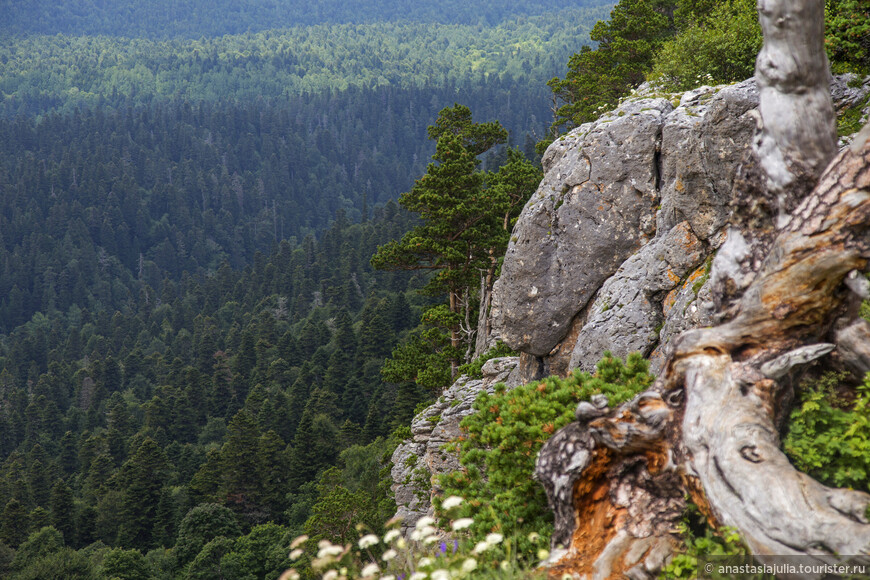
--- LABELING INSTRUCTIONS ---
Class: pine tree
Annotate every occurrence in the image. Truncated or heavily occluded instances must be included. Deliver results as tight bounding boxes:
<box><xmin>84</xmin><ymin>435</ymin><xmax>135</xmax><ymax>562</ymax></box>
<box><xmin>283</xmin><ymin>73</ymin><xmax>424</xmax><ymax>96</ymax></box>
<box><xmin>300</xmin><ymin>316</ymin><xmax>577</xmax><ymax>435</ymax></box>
<box><xmin>117</xmin><ymin>438</ymin><xmax>169</xmax><ymax>550</ymax></box>
<box><xmin>218</xmin><ymin>409</ymin><xmax>263</xmax><ymax>522</ymax></box>
<box><xmin>0</xmin><ymin>498</ymin><xmax>30</xmax><ymax>547</ymax></box>
<box><xmin>371</xmin><ymin>104</ymin><xmax>507</xmax><ymax>378</ymax></box>
<box><xmin>49</xmin><ymin>479</ymin><xmax>76</xmax><ymax>546</ymax></box>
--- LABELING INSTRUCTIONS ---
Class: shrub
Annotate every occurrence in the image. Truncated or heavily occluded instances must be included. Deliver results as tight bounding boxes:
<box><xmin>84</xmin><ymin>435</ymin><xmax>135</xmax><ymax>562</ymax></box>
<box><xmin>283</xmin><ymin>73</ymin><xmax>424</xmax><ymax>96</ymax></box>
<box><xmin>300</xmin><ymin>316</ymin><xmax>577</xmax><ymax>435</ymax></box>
<box><xmin>437</xmin><ymin>352</ymin><xmax>653</xmax><ymax>562</ymax></box>
<box><xmin>648</xmin><ymin>0</ymin><xmax>760</xmax><ymax>91</ymax></box>
<box><xmin>783</xmin><ymin>371</ymin><xmax>870</xmax><ymax>491</ymax></box>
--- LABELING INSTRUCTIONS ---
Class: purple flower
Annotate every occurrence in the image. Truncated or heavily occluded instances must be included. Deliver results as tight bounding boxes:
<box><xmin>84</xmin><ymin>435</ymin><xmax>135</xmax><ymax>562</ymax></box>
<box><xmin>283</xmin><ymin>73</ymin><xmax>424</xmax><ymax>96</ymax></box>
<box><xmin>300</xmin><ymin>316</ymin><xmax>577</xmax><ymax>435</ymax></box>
<box><xmin>439</xmin><ymin>542</ymin><xmax>448</xmax><ymax>555</ymax></box>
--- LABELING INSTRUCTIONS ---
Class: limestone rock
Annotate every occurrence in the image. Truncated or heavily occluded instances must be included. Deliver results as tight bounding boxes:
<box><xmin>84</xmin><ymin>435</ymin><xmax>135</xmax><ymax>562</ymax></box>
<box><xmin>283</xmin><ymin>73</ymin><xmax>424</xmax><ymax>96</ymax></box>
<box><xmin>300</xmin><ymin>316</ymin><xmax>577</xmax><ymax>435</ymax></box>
<box><xmin>491</xmin><ymin>98</ymin><xmax>671</xmax><ymax>357</ymax></box>
<box><xmin>389</xmin><ymin>357</ymin><xmax>520</xmax><ymax>534</ymax></box>
<box><xmin>568</xmin><ymin>221</ymin><xmax>707</xmax><ymax>372</ymax></box>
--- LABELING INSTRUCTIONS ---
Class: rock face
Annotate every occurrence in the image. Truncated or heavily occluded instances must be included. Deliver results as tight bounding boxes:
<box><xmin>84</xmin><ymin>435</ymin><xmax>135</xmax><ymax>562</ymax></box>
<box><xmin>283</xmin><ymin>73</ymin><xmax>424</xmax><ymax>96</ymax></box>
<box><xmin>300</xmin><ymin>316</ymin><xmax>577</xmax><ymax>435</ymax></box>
<box><xmin>390</xmin><ymin>357</ymin><xmax>521</xmax><ymax>535</ymax></box>
<box><xmin>491</xmin><ymin>98</ymin><xmax>667</xmax><ymax>358</ymax></box>
<box><xmin>493</xmin><ymin>79</ymin><xmax>762</xmax><ymax>377</ymax></box>
<box><xmin>390</xmin><ymin>75</ymin><xmax>870</xmax><ymax>539</ymax></box>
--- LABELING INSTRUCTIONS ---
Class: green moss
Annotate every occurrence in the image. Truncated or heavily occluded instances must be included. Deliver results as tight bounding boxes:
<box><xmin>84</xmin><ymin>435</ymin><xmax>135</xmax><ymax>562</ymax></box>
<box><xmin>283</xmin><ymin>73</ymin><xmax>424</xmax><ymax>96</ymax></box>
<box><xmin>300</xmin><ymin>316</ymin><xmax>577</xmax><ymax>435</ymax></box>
<box><xmin>837</xmin><ymin>93</ymin><xmax>870</xmax><ymax>137</ymax></box>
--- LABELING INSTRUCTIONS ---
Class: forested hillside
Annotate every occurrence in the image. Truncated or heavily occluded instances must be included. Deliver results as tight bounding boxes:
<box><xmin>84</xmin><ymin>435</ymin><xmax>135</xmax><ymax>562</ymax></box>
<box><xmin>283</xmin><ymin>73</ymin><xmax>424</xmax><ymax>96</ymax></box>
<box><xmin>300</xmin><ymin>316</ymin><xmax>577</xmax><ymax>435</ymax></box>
<box><xmin>0</xmin><ymin>13</ymin><xmax>604</xmax><ymax>118</ymax></box>
<box><xmin>3</xmin><ymin>0</ymin><xmax>866</xmax><ymax>577</ymax></box>
<box><xmin>0</xmin><ymin>0</ymin><xmax>612</xmax><ymax>38</ymax></box>
<box><xmin>0</xmin><ymin>83</ymin><xmax>551</xmax><ymax>331</ymax></box>
<box><xmin>0</xmin><ymin>0</ymin><xmax>607</xmax><ymax>575</ymax></box>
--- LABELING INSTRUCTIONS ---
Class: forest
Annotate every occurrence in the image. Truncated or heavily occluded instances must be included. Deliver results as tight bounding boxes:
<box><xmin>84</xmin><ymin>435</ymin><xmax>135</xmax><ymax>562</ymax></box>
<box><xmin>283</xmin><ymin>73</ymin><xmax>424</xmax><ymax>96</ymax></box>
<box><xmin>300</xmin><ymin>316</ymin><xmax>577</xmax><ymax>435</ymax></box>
<box><xmin>0</xmin><ymin>0</ymin><xmax>612</xmax><ymax>38</ymax></box>
<box><xmin>0</xmin><ymin>0</ymin><xmax>867</xmax><ymax>578</ymax></box>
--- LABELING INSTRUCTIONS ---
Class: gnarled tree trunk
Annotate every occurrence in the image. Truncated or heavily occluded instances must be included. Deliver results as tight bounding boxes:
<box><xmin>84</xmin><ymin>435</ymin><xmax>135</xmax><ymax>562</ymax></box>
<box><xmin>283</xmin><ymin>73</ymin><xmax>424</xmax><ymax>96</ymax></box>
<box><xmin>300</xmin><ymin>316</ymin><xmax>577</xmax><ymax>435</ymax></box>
<box><xmin>535</xmin><ymin>1</ymin><xmax>870</xmax><ymax>576</ymax></box>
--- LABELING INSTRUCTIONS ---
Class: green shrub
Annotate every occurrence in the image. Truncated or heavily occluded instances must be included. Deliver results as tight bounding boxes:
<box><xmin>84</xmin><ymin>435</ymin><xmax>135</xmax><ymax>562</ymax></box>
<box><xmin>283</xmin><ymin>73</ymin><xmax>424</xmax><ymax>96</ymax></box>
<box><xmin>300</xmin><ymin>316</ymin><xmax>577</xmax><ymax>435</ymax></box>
<box><xmin>783</xmin><ymin>371</ymin><xmax>870</xmax><ymax>492</ymax></box>
<box><xmin>648</xmin><ymin>0</ymin><xmax>760</xmax><ymax>91</ymax></box>
<box><xmin>437</xmin><ymin>352</ymin><xmax>653</xmax><ymax>562</ymax></box>
<box><xmin>457</xmin><ymin>342</ymin><xmax>517</xmax><ymax>380</ymax></box>
<box><xmin>660</xmin><ymin>503</ymin><xmax>747</xmax><ymax>579</ymax></box>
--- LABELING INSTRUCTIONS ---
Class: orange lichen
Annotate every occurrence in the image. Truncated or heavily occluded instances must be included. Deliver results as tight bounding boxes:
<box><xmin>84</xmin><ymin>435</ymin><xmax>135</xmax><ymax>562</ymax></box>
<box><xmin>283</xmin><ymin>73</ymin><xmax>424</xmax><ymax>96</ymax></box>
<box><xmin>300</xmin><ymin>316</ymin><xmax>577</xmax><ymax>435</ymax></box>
<box><xmin>548</xmin><ymin>449</ymin><xmax>623</xmax><ymax>579</ymax></box>
<box><xmin>662</xmin><ymin>263</ymin><xmax>708</xmax><ymax>315</ymax></box>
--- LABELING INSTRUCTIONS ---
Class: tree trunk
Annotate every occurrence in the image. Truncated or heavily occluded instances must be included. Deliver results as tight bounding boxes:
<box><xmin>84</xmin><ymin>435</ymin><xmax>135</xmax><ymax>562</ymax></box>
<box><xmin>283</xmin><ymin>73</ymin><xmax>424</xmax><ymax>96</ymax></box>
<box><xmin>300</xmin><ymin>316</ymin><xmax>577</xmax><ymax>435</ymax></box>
<box><xmin>535</xmin><ymin>1</ymin><xmax>870</xmax><ymax>576</ymax></box>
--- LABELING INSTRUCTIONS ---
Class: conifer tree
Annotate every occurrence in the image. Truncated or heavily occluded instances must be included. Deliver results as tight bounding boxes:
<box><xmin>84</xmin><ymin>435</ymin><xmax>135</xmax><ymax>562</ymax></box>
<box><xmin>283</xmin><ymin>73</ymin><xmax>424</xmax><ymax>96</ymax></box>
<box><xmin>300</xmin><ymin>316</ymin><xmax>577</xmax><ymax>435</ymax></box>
<box><xmin>117</xmin><ymin>437</ymin><xmax>168</xmax><ymax>550</ymax></box>
<box><xmin>49</xmin><ymin>480</ymin><xmax>75</xmax><ymax>546</ymax></box>
<box><xmin>372</xmin><ymin>104</ymin><xmax>507</xmax><ymax>378</ymax></box>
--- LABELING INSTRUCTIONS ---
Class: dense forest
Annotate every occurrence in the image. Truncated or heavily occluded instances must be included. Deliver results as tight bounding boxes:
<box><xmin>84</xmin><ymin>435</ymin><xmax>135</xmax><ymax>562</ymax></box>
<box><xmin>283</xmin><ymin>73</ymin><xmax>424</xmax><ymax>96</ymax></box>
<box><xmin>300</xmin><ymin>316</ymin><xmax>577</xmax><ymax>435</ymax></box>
<box><xmin>0</xmin><ymin>83</ymin><xmax>551</xmax><ymax>332</ymax></box>
<box><xmin>0</xmin><ymin>0</ymin><xmax>591</xmax><ymax>576</ymax></box>
<box><xmin>0</xmin><ymin>12</ymin><xmax>608</xmax><ymax>117</ymax></box>
<box><xmin>0</xmin><ymin>0</ymin><xmax>612</xmax><ymax>38</ymax></box>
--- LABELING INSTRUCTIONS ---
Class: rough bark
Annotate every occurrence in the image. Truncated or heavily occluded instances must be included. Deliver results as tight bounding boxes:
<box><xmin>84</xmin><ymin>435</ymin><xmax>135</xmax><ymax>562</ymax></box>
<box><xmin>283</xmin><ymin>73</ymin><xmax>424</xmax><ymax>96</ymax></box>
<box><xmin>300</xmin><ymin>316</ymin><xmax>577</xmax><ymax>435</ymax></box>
<box><xmin>535</xmin><ymin>1</ymin><xmax>870</xmax><ymax>576</ymax></box>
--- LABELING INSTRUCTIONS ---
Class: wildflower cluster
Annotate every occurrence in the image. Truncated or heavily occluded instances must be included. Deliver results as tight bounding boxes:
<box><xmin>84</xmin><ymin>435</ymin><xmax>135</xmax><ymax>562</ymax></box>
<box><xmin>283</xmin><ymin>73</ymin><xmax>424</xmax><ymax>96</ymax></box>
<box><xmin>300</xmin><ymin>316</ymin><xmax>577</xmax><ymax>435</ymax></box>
<box><xmin>279</xmin><ymin>496</ymin><xmax>549</xmax><ymax>580</ymax></box>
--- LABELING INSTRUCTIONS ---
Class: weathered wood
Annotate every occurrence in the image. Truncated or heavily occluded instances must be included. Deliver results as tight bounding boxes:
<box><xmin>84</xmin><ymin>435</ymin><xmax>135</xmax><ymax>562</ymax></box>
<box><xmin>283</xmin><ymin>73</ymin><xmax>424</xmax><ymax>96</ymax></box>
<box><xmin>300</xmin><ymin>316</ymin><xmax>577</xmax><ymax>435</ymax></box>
<box><xmin>537</xmin><ymin>121</ymin><xmax>870</xmax><ymax>578</ymax></box>
<box><xmin>534</xmin><ymin>2</ymin><xmax>870</xmax><ymax>576</ymax></box>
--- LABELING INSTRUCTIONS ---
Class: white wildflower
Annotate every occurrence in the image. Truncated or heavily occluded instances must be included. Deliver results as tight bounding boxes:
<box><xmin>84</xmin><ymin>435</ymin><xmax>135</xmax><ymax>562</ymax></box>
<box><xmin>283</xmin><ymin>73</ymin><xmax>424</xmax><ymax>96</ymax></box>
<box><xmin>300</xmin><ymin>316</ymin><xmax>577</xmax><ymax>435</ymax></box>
<box><xmin>383</xmin><ymin>530</ymin><xmax>401</xmax><ymax>543</ymax></box>
<box><xmin>396</xmin><ymin>538</ymin><xmax>407</xmax><ymax>550</ymax></box>
<box><xmin>441</xmin><ymin>496</ymin><xmax>463</xmax><ymax>510</ymax></box>
<box><xmin>472</xmin><ymin>541</ymin><xmax>491</xmax><ymax>554</ymax></box>
<box><xmin>538</xmin><ymin>549</ymin><xmax>551</xmax><ymax>561</ymax></box>
<box><xmin>360</xmin><ymin>563</ymin><xmax>380</xmax><ymax>578</ymax></box>
<box><xmin>485</xmin><ymin>533</ymin><xmax>504</xmax><ymax>545</ymax></box>
<box><xmin>382</xmin><ymin>549</ymin><xmax>398</xmax><ymax>562</ymax></box>
<box><xmin>431</xmin><ymin>570</ymin><xmax>450</xmax><ymax>580</ymax></box>
<box><xmin>410</xmin><ymin>572</ymin><xmax>428</xmax><ymax>580</ymax></box>
<box><xmin>358</xmin><ymin>534</ymin><xmax>379</xmax><ymax>549</ymax></box>
<box><xmin>527</xmin><ymin>532</ymin><xmax>540</xmax><ymax>543</ymax></box>
<box><xmin>415</xmin><ymin>516</ymin><xmax>436</xmax><ymax>529</ymax></box>
<box><xmin>289</xmin><ymin>549</ymin><xmax>304</xmax><ymax>561</ymax></box>
<box><xmin>317</xmin><ymin>545</ymin><xmax>344</xmax><ymax>559</ymax></box>
<box><xmin>500</xmin><ymin>560</ymin><xmax>511</xmax><ymax>571</ymax></box>
<box><xmin>461</xmin><ymin>558</ymin><xmax>478</xmax><ymax>573</ymax></box>
<box><xmin>417</xmin><ymin>557</ymin><xmax>434</xmax><ymax>568</ymax></box>
<box><xmin>323</xmin><ymin>571</ymin><xmax>339</xmax><ymax>580</ymax></box>
<box><xmin>423</xmin><ymin>535</ymin><xmax>439</xmax><ymax>544</ymax></box>
<box><xmin>279</xmin><ymin>570</ymin><xmax>300</xmax><ymax>580</ymax></box>
<box><xmin>290</xmin><ymin>535</ymin><xmax>309</xmax><ymax>549</ymax></box>
<box><xmin>451</xmin><ymin>518</ymin><xmax>473</xmax><ymax>531</ymax></box>
<box><xmin>380</xmin><ymin>576</ymin><xmax>395</xmax><ymax>580</ymax></box>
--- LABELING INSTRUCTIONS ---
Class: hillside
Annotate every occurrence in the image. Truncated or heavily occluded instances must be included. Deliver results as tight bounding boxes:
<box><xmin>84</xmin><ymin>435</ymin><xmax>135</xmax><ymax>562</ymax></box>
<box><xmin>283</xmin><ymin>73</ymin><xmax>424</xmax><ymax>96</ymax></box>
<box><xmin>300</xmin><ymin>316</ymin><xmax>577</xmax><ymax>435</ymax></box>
<box><xmin>0</xmin><ymin>0</ymin><xmax>613</xmax><ymax>38</ymax></box>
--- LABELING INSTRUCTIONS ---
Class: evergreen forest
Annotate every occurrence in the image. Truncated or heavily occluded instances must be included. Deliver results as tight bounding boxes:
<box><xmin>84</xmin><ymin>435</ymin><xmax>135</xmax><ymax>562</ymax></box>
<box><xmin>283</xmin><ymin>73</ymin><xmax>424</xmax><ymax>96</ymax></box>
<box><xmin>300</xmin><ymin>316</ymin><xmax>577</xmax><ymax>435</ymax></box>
<box><xmin>0</xmin><ymin>0</ymin><xmax>867</xmax><ymax>578</ymax></box>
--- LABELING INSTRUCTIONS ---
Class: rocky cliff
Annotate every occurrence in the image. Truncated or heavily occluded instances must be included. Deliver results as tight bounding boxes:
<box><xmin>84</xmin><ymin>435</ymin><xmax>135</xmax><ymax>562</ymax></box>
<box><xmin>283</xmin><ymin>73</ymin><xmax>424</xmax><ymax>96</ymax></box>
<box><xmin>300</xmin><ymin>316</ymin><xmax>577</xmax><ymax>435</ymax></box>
<box><xmin>390</xmin><ymin>74</ymin><xmax>870</xmax><ymax>542</ymax></box>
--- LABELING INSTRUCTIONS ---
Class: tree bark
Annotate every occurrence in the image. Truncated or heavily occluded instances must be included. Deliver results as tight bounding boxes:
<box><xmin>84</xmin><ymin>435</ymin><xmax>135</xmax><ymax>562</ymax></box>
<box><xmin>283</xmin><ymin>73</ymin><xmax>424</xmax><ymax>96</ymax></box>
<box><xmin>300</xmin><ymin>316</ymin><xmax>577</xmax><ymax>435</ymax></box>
<box><xmin>535</xmin><ymin>1</ymin><xmax>870</xmax><ymax>576</ymax></box>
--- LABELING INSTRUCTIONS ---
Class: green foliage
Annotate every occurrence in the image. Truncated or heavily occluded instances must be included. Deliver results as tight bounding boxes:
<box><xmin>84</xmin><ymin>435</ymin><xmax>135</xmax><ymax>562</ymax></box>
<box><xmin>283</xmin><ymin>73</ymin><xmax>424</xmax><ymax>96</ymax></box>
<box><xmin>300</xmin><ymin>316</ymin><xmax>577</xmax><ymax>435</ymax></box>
<box><xmin>544</xmin><ymin>0</ymin><xmax>677</xmax><ymax>139</ymax></box>
<box><xmin>438</xmin><ymin>353</ymin><xmax>653</xmax><ymax>559</ymax></box>
<box><xmin>660</xmin><ymin>504</ymin><xmax>747</xmax><ymax>579</ymax></box>
<box><xmin>174</xmin><ymin>504</ymin><xmax>242</xmax><ymax>567</ymax></box>
<box><xmin>784</xmin><ymin>371</ymin><xmax>870</xmax><ymax>491</ymax></box>
<box><xmin>11</xmin><ymin>547</ymin><xmax>97</xmax><ymax>580</ymax></box>
<box><xmin>648</xmin><ymin>0</ymin><xmax>761</xmax><ymax>91</ymax></box>
<box><xmin>0</xmin><ymin>0</ymin><xmax>612</xmax><ymax>38</ymax></box>
<box><xmin>457</xmin><ymin>342</ymin><xmax>517</xmax><ymax>379</ymax></box>
<box><xmin>826</xmin><ymin>0</ymin><xmax>870</xmax><ymax>74</ymax></box>
<box><xmin>98</xmin><ymin>547</ymin><xmax>151</xmax><ymax>580</ymax></box>
<box><xmin>374</xmin><ymin>107</ymin><xmax>539</xmax><ymax>390</ymax></box>
<box><xmin>10</xmin><ymin>527</ymin><xmax>64</xmax><ymax>573</ymax></box>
